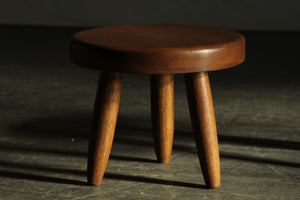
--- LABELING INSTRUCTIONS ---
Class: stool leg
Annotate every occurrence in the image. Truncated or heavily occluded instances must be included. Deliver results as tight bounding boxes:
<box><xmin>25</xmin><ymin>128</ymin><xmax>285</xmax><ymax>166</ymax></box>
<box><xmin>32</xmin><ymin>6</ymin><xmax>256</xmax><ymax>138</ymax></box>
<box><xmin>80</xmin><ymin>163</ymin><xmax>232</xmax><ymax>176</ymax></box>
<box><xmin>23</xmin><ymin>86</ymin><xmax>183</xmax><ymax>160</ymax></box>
<box><xmin>151</xmin><ymin>74</ymin><xmax>174</xmax><ymax>163</ymax></box>
<box><xmin>184</xmin><ymin>72</ymin><xmax>220</xmax><ymax>189</ymax></box>
<box><xmin>88</xmin><ymin>71</ymin><xmax>123</xmax><ymax>185</ymax></box>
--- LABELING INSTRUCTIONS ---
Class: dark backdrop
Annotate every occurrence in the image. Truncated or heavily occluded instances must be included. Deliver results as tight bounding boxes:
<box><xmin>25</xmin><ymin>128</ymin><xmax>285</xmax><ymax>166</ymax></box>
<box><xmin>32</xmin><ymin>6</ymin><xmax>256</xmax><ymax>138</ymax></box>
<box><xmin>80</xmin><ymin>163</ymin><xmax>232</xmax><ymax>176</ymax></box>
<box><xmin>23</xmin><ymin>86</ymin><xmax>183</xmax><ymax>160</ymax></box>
<box><xmin>1</xmin><ymin>0</ymin><xmax>300</xmax><ymax>30</ymax></box>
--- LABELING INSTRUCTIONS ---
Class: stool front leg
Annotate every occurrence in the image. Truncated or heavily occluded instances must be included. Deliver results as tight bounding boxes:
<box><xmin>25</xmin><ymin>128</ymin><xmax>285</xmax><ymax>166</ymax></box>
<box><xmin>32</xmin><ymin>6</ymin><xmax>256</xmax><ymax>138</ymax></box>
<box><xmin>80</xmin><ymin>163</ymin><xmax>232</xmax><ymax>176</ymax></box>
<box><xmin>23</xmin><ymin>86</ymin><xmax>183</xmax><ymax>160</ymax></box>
<box><xmin>88</xmin><ymin>71</ymin><xmax>123</xmax><ymax>185</ymax></box>
<box><xmin>151</xmin><ymin>74</ymin><xmax>174</xmax><ymax>163</ymax></box>
<box><xmin>184</xmin><ymin>72</ymin><xmax>220</xmax><ymax>189</ymax></box>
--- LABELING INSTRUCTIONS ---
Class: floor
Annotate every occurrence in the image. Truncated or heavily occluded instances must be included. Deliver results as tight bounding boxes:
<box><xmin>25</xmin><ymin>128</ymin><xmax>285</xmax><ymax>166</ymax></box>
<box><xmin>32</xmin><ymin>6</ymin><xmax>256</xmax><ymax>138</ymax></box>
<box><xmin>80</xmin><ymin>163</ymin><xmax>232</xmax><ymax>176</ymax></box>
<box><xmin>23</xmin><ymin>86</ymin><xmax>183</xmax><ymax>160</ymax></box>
<box><xmin>0</xmin><ymin>26</ymin><xmax>299</xmax><ymax>200</ymax></box>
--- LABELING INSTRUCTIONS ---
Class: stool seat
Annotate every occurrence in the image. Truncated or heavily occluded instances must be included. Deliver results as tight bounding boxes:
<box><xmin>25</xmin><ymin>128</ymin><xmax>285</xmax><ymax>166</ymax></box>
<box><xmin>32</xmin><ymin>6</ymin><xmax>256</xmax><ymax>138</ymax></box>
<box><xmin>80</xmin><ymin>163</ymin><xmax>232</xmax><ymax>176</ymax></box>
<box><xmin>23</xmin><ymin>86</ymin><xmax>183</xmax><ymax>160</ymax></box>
<box><xmin>70</xmin><ymin>24</ymin><xmax>245</xmax><ymax>74</ymax></box>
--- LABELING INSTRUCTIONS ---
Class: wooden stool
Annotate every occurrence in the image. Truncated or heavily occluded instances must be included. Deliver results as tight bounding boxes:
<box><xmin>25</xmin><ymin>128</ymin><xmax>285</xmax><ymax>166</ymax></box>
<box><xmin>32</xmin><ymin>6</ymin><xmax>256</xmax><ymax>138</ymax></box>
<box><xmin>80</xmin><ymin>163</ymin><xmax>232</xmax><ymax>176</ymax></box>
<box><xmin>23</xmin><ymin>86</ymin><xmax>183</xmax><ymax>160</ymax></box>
<box><xmin>70</xmin><ymin>24</ymin><xmax>245</xmax><ymax>189</ymax></box>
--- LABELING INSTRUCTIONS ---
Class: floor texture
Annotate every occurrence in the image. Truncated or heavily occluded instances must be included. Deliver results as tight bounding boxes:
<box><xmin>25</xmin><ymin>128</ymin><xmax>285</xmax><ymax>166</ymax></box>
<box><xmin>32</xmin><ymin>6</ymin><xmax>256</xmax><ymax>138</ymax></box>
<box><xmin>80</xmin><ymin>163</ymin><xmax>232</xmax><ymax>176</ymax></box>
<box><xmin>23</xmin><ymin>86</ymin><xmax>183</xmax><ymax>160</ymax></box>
<box><xmin>0</xmin><ymin>26</ymin><xmax>299</xmax><ymax>199</ymax></box>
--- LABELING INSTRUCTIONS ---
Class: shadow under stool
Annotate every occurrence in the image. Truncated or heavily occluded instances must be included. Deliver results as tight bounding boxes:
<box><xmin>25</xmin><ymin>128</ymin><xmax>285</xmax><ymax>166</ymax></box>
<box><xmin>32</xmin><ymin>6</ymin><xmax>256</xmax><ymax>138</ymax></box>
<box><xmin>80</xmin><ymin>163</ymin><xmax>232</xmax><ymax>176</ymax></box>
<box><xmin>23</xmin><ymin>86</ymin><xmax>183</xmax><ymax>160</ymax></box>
<box><xmin>70</xmin><ymin>24</ymin><xmax>245</xmax><ymax>189</ymax></box>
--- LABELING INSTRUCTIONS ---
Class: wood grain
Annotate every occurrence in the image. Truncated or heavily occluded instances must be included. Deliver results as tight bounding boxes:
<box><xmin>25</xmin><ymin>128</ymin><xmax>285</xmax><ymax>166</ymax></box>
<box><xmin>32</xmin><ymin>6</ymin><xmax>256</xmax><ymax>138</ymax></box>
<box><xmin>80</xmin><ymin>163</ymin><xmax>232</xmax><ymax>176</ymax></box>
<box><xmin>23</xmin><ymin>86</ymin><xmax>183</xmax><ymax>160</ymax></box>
<box><xmin>185</xmin><ymin>72</ymin><xmax>220</xmax><ymax>189</ymax></box>
<box><xmin>70</xmin><ymin>24</ymin><xmax>245</xmax><ymax>188</ymax></box>
<box><xmin>151</xmin><ymin>74</ymin><xmax>174</xmax><ymax>163</ymax></box>
<box><xmin>70</xmin><ymin>24</ymin><xmax>245</xmax><ymax>74</ymax></box>
<box><xmin>88</xmin><ymin>71</ymin><xmax>123</xmax><ymax>185</ymax></box>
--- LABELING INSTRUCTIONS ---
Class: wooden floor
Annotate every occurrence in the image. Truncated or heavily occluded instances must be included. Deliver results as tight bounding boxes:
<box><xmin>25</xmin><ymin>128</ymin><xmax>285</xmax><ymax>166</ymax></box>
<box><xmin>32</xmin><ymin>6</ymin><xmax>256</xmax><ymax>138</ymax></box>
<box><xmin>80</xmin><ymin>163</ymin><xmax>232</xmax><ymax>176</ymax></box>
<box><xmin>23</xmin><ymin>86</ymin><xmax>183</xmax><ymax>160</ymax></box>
<box><xmin>0</xmin><ymin>26</ymin><xmax>299</xmax><ymax>200</ymax></box>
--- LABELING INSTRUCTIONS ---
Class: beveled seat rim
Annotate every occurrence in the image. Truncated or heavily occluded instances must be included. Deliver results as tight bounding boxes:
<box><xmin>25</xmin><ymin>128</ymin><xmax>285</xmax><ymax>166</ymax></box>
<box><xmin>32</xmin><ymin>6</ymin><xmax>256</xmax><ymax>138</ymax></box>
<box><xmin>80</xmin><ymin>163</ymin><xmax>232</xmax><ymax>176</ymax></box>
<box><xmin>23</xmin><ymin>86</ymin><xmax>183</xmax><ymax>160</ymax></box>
<box><xmin>70</xmin><ymin>24</ymin><xmax>246</xmax><ymax>74</ymax></box>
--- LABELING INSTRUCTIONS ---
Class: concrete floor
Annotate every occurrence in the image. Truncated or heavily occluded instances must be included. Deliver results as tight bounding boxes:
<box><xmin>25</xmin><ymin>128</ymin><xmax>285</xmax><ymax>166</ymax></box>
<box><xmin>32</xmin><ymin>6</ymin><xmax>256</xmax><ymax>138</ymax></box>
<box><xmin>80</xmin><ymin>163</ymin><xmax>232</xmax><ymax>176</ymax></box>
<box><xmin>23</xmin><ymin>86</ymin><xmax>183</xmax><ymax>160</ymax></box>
<box><xmin>0</xmin><ymin>26</ymin><xmax>299</xmax><ymax>199</ymax></box>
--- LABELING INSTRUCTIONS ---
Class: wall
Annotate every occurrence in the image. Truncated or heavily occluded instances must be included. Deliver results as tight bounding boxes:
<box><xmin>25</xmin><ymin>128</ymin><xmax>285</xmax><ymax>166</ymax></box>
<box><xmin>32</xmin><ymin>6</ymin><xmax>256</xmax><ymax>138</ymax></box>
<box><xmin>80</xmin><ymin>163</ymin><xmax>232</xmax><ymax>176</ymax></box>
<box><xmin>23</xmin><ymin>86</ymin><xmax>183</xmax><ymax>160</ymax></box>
<box><xmin>1</xmin><ymin>0</ymin><xmax>299</xmax><ymax>30</ymax></box>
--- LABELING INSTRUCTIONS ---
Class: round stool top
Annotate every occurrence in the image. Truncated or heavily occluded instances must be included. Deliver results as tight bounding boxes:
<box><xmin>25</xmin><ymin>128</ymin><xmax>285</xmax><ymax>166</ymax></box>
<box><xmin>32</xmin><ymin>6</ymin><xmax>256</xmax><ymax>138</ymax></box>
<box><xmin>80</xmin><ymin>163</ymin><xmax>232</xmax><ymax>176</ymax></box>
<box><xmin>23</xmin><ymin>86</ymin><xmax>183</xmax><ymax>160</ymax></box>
<box><xmin>70</xmin><ymin>24</ymin><xmax>245</xmax><ymax>74</ymax></box>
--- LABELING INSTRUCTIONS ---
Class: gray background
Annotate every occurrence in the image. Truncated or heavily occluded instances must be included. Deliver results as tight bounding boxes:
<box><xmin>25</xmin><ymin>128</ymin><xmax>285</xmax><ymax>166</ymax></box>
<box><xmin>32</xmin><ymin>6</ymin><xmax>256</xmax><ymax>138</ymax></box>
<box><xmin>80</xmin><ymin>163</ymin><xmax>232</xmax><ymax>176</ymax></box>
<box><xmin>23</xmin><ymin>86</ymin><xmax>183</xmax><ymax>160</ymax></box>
<box><xmin>1</xmin><ymin>0</ymin><xmax>300</xmax><ymax>30</ymax></box>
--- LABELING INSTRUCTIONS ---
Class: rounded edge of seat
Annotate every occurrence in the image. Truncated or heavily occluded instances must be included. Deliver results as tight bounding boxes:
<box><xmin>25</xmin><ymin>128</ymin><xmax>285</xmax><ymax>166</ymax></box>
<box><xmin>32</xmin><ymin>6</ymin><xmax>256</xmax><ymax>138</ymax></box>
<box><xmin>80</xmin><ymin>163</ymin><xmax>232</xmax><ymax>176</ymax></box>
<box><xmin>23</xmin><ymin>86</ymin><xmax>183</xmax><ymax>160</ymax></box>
<box><xmin>70</xmin><ymin>26</ymin><xmax>246</xmax><ymax>74</ymax></box>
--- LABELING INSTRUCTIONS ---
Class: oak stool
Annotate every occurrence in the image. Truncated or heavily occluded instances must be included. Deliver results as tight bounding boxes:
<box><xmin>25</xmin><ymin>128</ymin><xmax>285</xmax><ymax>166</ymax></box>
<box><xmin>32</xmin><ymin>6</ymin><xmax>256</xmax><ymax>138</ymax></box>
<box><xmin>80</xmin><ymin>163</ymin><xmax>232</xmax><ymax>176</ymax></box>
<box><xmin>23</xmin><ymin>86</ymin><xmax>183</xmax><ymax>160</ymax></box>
<box><xmin>70</xmin><ymin>24</ymin><xmax>245</xmax><ymax>189</ymax></box>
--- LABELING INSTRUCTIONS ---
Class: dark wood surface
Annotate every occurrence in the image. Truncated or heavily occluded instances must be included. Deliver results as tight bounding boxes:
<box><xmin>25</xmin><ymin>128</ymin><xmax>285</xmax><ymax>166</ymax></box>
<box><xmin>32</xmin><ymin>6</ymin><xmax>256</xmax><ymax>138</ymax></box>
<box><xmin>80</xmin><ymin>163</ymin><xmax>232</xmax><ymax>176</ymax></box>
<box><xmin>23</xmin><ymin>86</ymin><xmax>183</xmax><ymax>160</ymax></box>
<box><xmin>151</xmin><ymin>74</ymin><xmax>174</xmax><ymax>163</ymax></box>
<box><xmin>87</xmin><ymin>72</ymin><xmax>123</xmax><ymax>185</ymax></box>
<box><xmin>70</xmin><ymin>24</ymin><xmax>245</xmax><ymax>74</ymax></box>
<box><xmin>185</xmin><ymin>72</ymin><xmax>220</xmax><ymax>188</ymax></box>
<box><xmin>70</xmin><ymin>24</ymin><xmax>245</xmax><ymax>188</ymax></box>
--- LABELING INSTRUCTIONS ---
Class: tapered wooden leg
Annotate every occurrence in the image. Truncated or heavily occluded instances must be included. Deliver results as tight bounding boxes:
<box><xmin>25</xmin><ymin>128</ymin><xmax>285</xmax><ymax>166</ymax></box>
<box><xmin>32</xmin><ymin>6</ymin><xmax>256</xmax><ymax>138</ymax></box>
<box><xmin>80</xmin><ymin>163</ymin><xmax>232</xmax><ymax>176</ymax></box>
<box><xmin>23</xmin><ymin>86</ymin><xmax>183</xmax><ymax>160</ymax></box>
<box><xmin>151</xmin><ymin>74</ymin><xmax>174</xmax><ymax>163</ymax></box>
<box><xmin>88</xmin><ymin>71</ymin><xmax>123</xmax><ymax>185</ymax></box>
<box><xmin>185</xmin><ymin>72</ymin><xmax>220</xmax><ymax>189</ymax></box>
